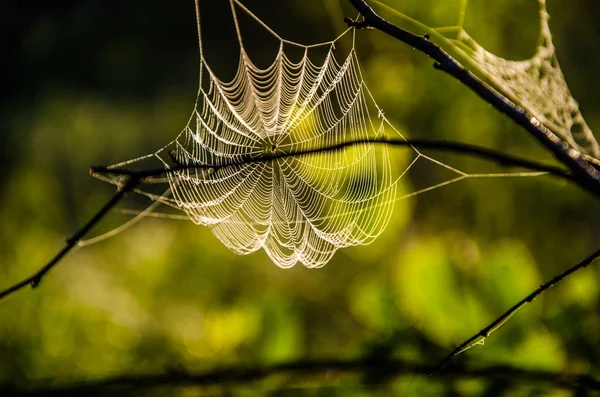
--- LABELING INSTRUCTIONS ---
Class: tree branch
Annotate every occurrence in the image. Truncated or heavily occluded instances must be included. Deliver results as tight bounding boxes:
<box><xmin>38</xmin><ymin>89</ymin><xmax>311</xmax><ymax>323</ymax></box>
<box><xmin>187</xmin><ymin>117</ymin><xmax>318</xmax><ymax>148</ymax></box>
<box><xmin>2</xmin><ymin>4</ymin><xmax>597</xmax><ymax>392</ymax></box>
<box><xmin>430</xmin><ymin>246</ymin><xmax>600</xmax><ymax>374</ymax></box>
<box><xmin>91</xmin><ymin>138</ymin><xmax>571</xmax><ymax>181</ymax></box>
<box><xmin>345</xmin><ymin>0</ymin><xmax>600</xmax><ymax>374</ymax></box>
<box><xmin>346</xmin><ymin>0</ymin><xmax>600</xmax><ymax>198</ymax></box>
<box><xmin>2</xmin><ymin>358</ymin><xmax>599</xmax><ymax>396</ymax></box>
<box><xmin>0</xmin><ymin>137</ymin><xmax>570</xmax><ymax>303</ymax></box>
<box><xmin>0</xmin><ymin>177</ymin><xmax>141</xmax><ymax>301</ymax></box>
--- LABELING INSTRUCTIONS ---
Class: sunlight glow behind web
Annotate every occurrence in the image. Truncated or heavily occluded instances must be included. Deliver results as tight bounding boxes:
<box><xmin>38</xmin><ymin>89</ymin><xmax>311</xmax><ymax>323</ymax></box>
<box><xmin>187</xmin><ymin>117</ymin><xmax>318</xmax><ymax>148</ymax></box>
<box><xmin>89</xmin><ymin>0</ymin><xmax>552</xmax><ymax>267</ymax></box>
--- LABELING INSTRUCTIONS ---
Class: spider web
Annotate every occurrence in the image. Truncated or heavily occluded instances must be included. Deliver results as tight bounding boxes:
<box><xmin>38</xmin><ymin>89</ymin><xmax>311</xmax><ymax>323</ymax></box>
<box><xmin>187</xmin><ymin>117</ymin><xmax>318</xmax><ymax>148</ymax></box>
<box><xmin>373</xmin><ymin>0</ymin><xmax>600</xmax><ymax>163</ymax></box>
<box><xmin>447</xmin><ymin>0</ymin><xmax>600</xmax><ymax>161</ymax></box>
<box><xmin>89</xmin><ymin>0</ymin><xmax>545</xmax><ymax>268</ymax></box>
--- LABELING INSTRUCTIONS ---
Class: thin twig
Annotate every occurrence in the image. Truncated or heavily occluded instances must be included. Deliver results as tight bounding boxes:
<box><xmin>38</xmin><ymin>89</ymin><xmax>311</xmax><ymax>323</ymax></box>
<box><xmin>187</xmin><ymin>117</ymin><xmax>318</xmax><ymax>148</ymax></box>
<box><xmin>343</xmin><ymin>0</ymin><xmax>600</xmax><ymax>376</ymax></box>
<box><xmin>92</xmin><ymin>137</ymin><xmax>571</xmax><ymax>181</ymax></box>
<box><xmin>346</xmin><ymin>0</ymin><xmax>600</xmax><ymax>198</ymax></box>
<box><xmin>0</xmin><ymin>137</ymin><xmax>572</xmax><ymax>302</ymax></box>
<box><xmin>0</xmin><ymin>176</ymin><xmax>140</xmax><ymax>301</ymax></box>
<box><xmin>430</xmin><ymin>246</ymin><xmax>600</xmax><ymax>374</ymax></box>
<box><xmin>344</xmin><ymin>0</ymin><xmax>600</xmax><ymax>374</ymax></box>
<box><xmin>2</xmin><ymin>358</ymin><xmax>599</xmax><ymax>396</ymax></box>
<box><xmin>343</xmin><ymin>16</ymin><xmax>370</xmax><ymax>29</ymax></box>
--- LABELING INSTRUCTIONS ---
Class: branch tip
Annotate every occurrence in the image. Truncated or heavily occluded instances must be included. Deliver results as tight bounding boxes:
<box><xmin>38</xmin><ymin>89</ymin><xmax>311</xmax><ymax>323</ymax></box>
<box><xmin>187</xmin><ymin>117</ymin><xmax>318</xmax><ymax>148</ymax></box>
<box><xmin>430</xmin><ymin>247</ymin><xmax>600</xmax><ymax>372</ymax></box>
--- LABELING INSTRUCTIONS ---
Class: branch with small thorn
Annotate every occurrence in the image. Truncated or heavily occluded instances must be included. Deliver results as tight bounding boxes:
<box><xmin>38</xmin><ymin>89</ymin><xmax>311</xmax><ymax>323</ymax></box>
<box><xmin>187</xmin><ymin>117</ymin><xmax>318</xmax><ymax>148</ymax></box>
<box><xmin>344</xmin><ymin>17</ymin><xmax>371</xmax><ymax>29</ymax></box>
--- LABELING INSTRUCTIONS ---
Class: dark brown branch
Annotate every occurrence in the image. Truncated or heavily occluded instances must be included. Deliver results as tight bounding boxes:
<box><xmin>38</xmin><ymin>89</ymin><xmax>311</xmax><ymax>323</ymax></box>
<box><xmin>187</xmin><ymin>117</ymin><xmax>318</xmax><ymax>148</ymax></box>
<box><xmin>3</xmin><ymin>358</ymin><xmax>599</xmax><ymax>396</ymax></box>
<box><xmin>0</xmin><ymin>177</ymin><xmax>141</xmax><ymax>301</ymax></box>
<box><xmin>346</xmin><ymin>0</ymin><xmax>600</xmax><ymax>198</ymax></box>
<box><xmin>344</xmin><ymin>0</ymin><xmax>600</xmax><ymax>374</ymax></box>
<box><xmin>430</xmin><ymin>246</ymin><xmax>600</xmax><ymax>374</ymax></box>
<box><xmin>343</xmin><ymin>16</ymin><xmax>370</xmax><ymax>29</ymax></box>
<box><xmin>0</xmin><ymin>137</ymin><xmax>571</xmax><ymax>303</ymax></box>
<box><xmin>91</xmin><ymin>138</ymin><xmax>571</xmax><ymax>181</ymax></box>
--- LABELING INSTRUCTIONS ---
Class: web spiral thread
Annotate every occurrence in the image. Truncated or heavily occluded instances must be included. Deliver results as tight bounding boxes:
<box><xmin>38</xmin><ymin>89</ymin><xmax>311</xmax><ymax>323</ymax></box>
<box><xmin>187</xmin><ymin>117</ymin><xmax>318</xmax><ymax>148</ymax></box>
<box><xmin>92</xmin><ymin>0</ymin><xmax>552</xmax><ymax>267</ymax></box>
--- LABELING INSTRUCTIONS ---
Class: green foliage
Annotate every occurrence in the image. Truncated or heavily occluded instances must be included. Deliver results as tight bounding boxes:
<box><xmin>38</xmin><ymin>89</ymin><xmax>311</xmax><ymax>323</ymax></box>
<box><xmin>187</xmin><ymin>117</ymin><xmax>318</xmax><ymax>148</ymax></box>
<box><xmin>1</xmin><ymin>0</ymin><xmax>599</xmax><ymax>395</ymax></box>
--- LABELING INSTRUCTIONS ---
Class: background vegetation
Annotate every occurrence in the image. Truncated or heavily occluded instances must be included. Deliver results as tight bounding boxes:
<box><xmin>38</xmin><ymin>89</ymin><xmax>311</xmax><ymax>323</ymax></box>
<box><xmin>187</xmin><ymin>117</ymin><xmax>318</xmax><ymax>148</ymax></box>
<box><xmin>1</xmin><ymin>0</ymin><xmax>599</xmax><ymax>395</ymax></box>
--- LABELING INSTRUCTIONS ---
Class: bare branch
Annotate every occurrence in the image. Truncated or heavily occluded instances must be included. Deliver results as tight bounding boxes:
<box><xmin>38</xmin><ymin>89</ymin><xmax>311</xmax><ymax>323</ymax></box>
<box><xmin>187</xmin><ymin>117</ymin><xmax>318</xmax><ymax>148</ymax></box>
<box><xmin>343</xmin><ymin>0</ymin><xmax>600</xmax><ymax>374</ymax></box>
<box><xmin>430</xmin><ymin>246</ymin><xmax>600</xmax><ymax>374</ymax></box>
<box><xmin>0</xmin><ymin>137</ymin><xmax>574</xmax><ymax>303</ymax></box>
<box><xmin>2</xmin><ymin>358</ymin><xmax>599</xmax><ymax>396</ymax></box>
<box><xmin>0</xmin><ymin>177</ymin><xmax>141</xmax><ymax>301</ymax></box>
<box><xmin>346</xmin><ymin>0</ymin><xmax>600</xmax><ymax>198</ymax></box>
<box><xmin>92</xmin><ymin>138</ymin><xmax>571</xmax><ymax>181</ymax></box>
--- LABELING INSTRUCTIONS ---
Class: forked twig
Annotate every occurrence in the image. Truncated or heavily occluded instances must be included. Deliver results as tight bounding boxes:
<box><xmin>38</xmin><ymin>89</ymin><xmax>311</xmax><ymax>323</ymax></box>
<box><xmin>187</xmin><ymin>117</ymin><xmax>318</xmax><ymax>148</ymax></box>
<box><xmin>430</xmin><ymin>247</ymin><xmax>600</xmax><ymax>374</ymax></box>
<box><xmin>0</xmin><ymin>138</ymin><xmax>571</xmax><ymax>301</ymax></box>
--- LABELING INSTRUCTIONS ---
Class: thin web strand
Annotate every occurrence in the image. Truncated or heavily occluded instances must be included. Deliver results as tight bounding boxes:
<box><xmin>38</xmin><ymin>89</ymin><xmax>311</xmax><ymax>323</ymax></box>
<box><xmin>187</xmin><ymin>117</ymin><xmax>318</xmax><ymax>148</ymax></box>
<box><xmin>91</xmin><ymin>0</ymin><xmax>552</xmax><ymax>266</ymax></box>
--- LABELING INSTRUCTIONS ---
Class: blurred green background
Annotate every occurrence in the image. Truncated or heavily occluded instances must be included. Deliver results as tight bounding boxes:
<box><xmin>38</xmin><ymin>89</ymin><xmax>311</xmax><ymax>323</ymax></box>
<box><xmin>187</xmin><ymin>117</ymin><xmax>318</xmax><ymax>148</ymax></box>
<box><xmin>1</xmin><ymin>0</ymin><xmax>599</xmax><ymax>395</ymax></box>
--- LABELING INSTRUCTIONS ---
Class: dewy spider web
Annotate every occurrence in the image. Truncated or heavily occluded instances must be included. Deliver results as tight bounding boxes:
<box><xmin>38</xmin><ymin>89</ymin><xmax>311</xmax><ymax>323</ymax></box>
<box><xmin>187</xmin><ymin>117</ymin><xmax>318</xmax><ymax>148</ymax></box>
<box><xmin>448</xmin><ymin>0</ymin><xmax>600</xmax><ymax>161</ymax></box>
<box><xmin>374</xmin><ymin>0</ymin><xmax>600</xmax><ymax>163</ymax></box>
<box><xmin>89</xmin><ymin>0</ymin><xmax>546</xmax><ymax>268</ymax></box>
